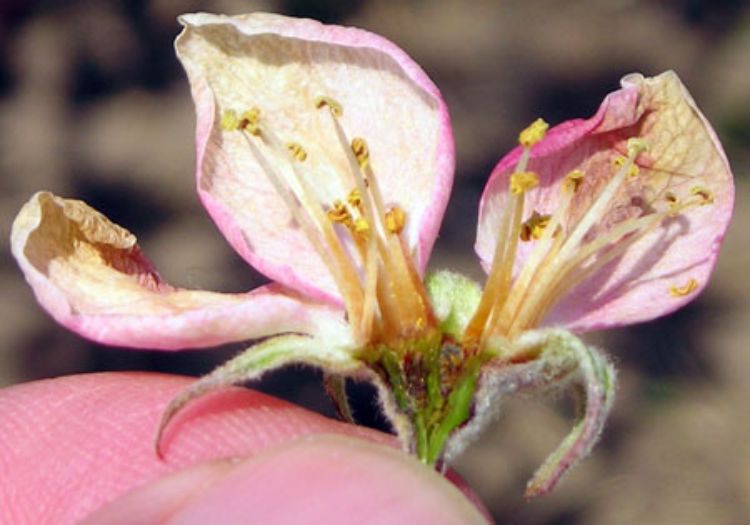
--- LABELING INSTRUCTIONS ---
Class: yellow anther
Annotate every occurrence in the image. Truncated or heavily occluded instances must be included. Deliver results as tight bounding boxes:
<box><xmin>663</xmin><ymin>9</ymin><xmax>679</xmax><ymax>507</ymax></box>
<box><xmin>347</xmin><ymin>189</ymin><xmax>362</xmax><ymax>210</ymax></box>
<box><xmin>235</xmin><ymin>107</ymin><xmax>261</xmax><ymax>136</ymax></box>
<box><xmin>385</xmin><ymin>206</ymin><xmax>406</xmax><ymax>234</ymax></box>
<box><xmin>520</xmin><ymin>211</ymin><xmax>551</xmax><ymax>241</ymax></box>
<box><xmin>327</xmin><ymin>200</ymin><xmax>351</xmax><ymax>224</ymax></box>
<box><xmin>510</xmin><ymin>171</ymin><xmax>539</xmax><ymax>195</ymax></box>
<box><xmin>690</xmin><ymin>186</ymin><xmax>714</xmax><ymax>205</ymax></box>
<box><xmin>669</xmin><ymin>278</ymin><xmax>698</xmax><ymax>297</ymax></box>
<box><xmin>287</xmin><ymin>142</ymin><xmax>308</xmax><ymax>162</ymax></box>
<box><xmin>562</xmin><ymin>169</ymin><xmax>585</xmax><ymax>194</ymax></box>
<box><xmin>353</xmin><ymin>217</ymin><xmax>370</xmax><ymax>238</ymax></box>
<box><xmin>518</xmin><ymin>118</ymin><xmax>549</xmax><ymax>147</ymax></box>
<box><xmin>220</xmin><ymin>109</ymin><xmax>239</xmax><ymax>131</ymax></box>
<box><xmin>665</xmin><ymin>192</ymin><xmax>681</xmax><ymax>215</ymax></box>
<box><xmin>626</xmin><ymin>137</ymin><xmax>648</xmax><ymax>158</ymax></box>
<box><xmin>314</xmin><ymin>96</ymin><xmax>343</xmax><ymax>118</ymax></box>
<box><xmin>611</xmin><ymin>155</ymin><xmax>639</xmax><ymax>177</ymax></box>
<box><xmin>351</xmin><ymin>137</ymin><xmax>370</xmax><ymax>169</ymax></box>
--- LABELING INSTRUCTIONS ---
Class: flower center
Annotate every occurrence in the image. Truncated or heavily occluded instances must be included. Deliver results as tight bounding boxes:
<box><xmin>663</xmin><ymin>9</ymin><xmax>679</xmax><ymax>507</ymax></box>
<box><xmin>220</xmin><ymin>99</ymin><xmax>435</xmax><ymax>345</ymax></box>
<box><xmin>466</xmin><ymin>119</ymin><xmax>715</xmax><ymax>348</ymax></box>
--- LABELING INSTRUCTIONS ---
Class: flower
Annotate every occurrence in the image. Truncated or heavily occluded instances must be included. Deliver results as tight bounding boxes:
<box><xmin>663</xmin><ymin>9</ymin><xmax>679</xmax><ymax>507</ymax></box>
<box><xmin>11</xmin><ymin>12</ymin><xmax>733</xmax><ymax>497</ymax></box>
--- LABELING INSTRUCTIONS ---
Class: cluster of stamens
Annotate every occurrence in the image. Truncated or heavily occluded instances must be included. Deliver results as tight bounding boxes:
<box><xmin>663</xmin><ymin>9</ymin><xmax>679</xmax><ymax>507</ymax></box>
<box><xmin>221</xmin><ymin>96</ymin><xmax>433</xmax><ymax>345</ymax></box>
<box><xmin>465</xmin><ymin>118</ymin><xmax>715</xmax><ymax>350</ymax></box>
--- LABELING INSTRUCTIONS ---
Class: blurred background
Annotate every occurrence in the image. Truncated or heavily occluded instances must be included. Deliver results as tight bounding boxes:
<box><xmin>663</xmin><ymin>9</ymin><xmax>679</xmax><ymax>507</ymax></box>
<box><xmin>1</xmin><ymin>0</ymin><xmax>748</xmax><ymax>523</ymax></box>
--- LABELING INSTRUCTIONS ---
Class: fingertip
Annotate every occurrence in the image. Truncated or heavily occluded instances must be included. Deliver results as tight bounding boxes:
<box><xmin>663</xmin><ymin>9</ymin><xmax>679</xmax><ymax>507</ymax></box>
<box><xmin>166</xmin><ymin>434</ymin><xmax>489</xmax><ymax>524</ymax></box>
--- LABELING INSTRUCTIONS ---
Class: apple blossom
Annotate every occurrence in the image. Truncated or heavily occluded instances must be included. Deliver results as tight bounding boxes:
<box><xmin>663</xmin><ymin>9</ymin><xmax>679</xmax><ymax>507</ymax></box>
<box><xmin>11</xmin><ymin>12</ymin><xmax>733</xmax><ymax>497</ymax></box>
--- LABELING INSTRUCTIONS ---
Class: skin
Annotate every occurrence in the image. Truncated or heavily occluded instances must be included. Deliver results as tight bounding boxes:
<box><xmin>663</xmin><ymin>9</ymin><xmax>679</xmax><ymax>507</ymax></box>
<box><xmin>0</xmin><ymin>372</ymin><xmax>489</xmax><ymax>524</ymax></box>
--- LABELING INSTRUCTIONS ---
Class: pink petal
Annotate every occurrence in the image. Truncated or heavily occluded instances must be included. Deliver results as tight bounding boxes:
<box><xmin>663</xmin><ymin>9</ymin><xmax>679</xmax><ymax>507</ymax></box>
<box><xmin>176</xmin><ymin>13</ymin><xmax>454</xmax><ymax>304</ymax></box>
<box><xmin>476</xmin><ymin>71</ymin><xmax>734</xmax><ymax>332</ymax></box>
<box><xmin>11</xmin><ymin>192</ymin><xmax>351</xmax><ymax>350</ymax></box>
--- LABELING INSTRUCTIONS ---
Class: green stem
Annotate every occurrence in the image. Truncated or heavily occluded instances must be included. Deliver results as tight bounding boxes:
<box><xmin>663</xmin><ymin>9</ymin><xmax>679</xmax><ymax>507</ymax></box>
<box><xmin>424</xmin><ymin>362</ymin><xmax>480</xmax><ymax>465</ymax></box>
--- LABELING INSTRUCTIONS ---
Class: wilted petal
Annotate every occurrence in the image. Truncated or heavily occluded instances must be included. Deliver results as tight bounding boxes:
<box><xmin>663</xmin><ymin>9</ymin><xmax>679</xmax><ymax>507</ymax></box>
<box><xmin>11</xmin><ymin>192</ymin><xmax>350</xmax><ymax>350</ymax></box>
<box><xmin>476</xmin><ymin>71</ymin><xmax>733</xmax><ymax>332</ymax></box>
<box><xmin>176</xmin><ymin>12</ymin><xmax>454</xmax><ymax>304</ymax></box>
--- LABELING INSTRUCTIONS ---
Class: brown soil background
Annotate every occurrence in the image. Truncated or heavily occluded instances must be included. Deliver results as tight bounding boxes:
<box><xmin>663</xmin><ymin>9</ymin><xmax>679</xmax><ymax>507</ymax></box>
<box><xmin>1</xmin><ymin>1</ymin><xmax>749</xmax><ymax>523</ymax></box>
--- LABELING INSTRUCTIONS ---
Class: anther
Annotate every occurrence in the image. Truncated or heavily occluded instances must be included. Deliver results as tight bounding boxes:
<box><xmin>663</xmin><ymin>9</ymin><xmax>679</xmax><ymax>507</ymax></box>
<box><xmin>520</xmin><ymin>211</ymin><xmax>551</xmax><ymax>241</ymax></box>
<box><xmin>519</xmin><ymin>118</ymin><xmax>549</xmax><ymax>147</ymax></box>
<box><xmin>385</xmin><ymin>206</ymin><xmax>406</xmax><ymax>234</ymax></box>
<box><xmin>347</xmin><ymin>189</ymin><xmax>362</xmax><ymax>210</ymax></box>
<box><xmin>237</xmin><ymin>107</ymin><xmax>261</xmax><ymax>136</ymax></box>
<box><xmin>287</xmin><ymin>142</ymin><xmax>308</xmax><ymax>162</ymax></box>
<box><xmin>612</xmin><ymin>155</ymin><xmax>638</xmax><ymax>177</ymax></box>
<box><xmin>690</xmin><ymin>186</ymin><xmax>714</xmax><ymax>205</ymax></box>
<box><xmin>562</xmin><ymin>169</ymin><xmax>585</xmax><ymax>194</ymax></box>
<box><xmin>626</xmin><ymin>137</ymin><xmax>648</xmax><ymax>158</ymax></box>
<box><xmin>669</xmin><ymin>277</ymin><xmax>698</xmax><ymax>297</ymax></box>
<box><xmin>664</xmin><ymin>192</ymin><xmax>681</xmax><ymax>215</ymax></box>
<box><xmin>351</xmin><ymin>137</ymin><xmax>370</xmax><ymax>169</ymax></box>
<box><xmin>314</xmin><ymin>96</ymin><xmax>343</xmax><ymax>118</ymax></box>
<box><xmin>327</xmin><ymin>200</ymin><xmax>351</xmax><ymax>224</ymax></box>
<box><xmin>353</xmin><ymin>217</ymin><xmax>370</xmax><ymax>238</ymax></box>
<box><xmin>510</xmin><ymin>171</ymin><xmax>539</xmax><ymax>195</ymax></box>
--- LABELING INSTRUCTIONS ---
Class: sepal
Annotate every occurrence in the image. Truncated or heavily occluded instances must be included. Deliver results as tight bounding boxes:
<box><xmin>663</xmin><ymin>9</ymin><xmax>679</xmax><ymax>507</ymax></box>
<box><xmin>156</xmin><ymin>334</ymin><xmax>361</xmax><ymax>456</ymax></box>
<box><xmin>444</xmin><ymin>329</ymin><xmax>615</xmax><ymax>497</ymax></box>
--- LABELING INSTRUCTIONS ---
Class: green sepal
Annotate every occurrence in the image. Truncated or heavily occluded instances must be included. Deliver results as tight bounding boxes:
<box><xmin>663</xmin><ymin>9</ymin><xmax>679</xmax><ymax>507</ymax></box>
<box><xmin>425</xmin><ymin>270</ymin><xmax>482</xmax><ymax>339</ymax></box>
<box><xmin>156</xmin><ymin>334</ymin><xmax>360</xmax><ymax>456</ymax></box>
<box><xmin>444</xmin><ymin>329</ymin><xmax>616</xmax><ymax>497</ymax></box>
<box><xmin>323</xmin><ymin>373</ymin><xmax>355</xmax><ymax>423</ymax></box>
<box><xmin>522</xmin><ymin>331</ymin><xmax>616</xmax><ymax>498</ymax></box>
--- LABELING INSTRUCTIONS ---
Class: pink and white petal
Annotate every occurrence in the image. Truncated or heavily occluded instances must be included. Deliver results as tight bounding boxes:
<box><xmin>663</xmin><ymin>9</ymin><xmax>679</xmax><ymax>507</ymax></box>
<box><xmin>476</xmin><ymin>71</ymin><xmax>734</xmax><ymax>332</ymax></box>
<box><xmin>11</xmin><ymin>192</ymin><xmax>352</xmax><ymax>350</ymax></box>
<box><xmin>176</xmin><ymin>12</ymin><xmax>454</xmax><ymax>304</ymax></box>
<box><xmin>475</xmin><ymin>79</ymin><xmax>641</xmax><ymax>272</ymax></box>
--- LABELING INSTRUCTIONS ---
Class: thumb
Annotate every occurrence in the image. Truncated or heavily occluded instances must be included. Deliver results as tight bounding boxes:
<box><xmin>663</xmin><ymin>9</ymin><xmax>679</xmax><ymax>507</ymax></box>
<box><xmin>84</xmin><ymin>434</ymin><xmax>489</xmax><ymax>524</ymax></box>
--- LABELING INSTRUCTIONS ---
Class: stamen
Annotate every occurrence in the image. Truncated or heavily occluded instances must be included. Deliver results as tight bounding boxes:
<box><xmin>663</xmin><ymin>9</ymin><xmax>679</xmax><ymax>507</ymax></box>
<box><xmin>347</xmin><ymin>189</ymin><xmax>363</xmax><ymax>210</ymax></box>
<box><xmin>626</xmin><ymin>137</ymin><xmax>648</xmax><ymax>157</ymax></box>
<box><xmin>612</xmin><ymin>155</ymin><xmax>639</xmax><ymax>178</ymax></box>
<box><xmin>510</xmin><ymin>172</ymin><xmax>539</xmax><ymax>195</ymax></box>
<box><xmin>353</xmin><ymin>217</ymin><xmax>370</xmax><ymax>239</ymax></box>
<box><xmin>562</xmin><ymin>170</ymin><xmax>585</xmax><ymax>194</ymax></box>
<box><xmin>321</xmin><ymin>101</ymin><xmax>435</xmax><ymax>341</ymax></box>
<box><xmin>558</xmin><ymin>142</ymin><xmax>646</xmax><ymax>259</ymax></box>
<box><xmin>351</xmin><ymin>137</ymin><xmax>370</xmax><ymax>169</ymax></box>
<box><xmin>519</xmin><ymin>118</ymin><xmax>549</xmax><ymax>147</ymax></box>
<box><xmin>520</xmin><ymin>211</ymin><xmax>551</xmax><ymax>241</ymax></box>
<box><xmin>237</xmin><ymin>112</ymin><xmax>366</xmax><ymax>336</ymax></box>
<box><xmin>238</xmin><ymin>108</ymin><xmax>262</xmax><ymax>135</ymax></box>
<box><xmin>690</xmin><ymin>186</ymin><xmax>714</xmax><ymax>205</ymax></box>
<box><xmin>287</xmin><ymin>142</ymin><xmax>308</xmax><ymax>162</ymax></box>
<box><xmin>490</xmin><ymin>138</ymin><xmax>659</xmax><ymax>339</ymax></box>
<box><xmin>489</xmin><ymin>169</ymin><xmax>586</xmax><ymax>335</ymax></box>
<box><xmin>385</xmin><ymin>206</ymin><xmax>406</xmax><ymax>234</ymax></box>
<box><xmin>221</xmin><ymin>107</ymin><xmax>262</xmax><ymax>135</ymax></box>
<box><xmin>664</xmin><ymin>192</ymin><xmax>681</xmax><ymax>215</ymax></box>
<box><xmin>512</xmin><ymin>203</ymin><xmax>668</xmax><ymax>335</ymax></box>
<box><xmin>314</xmin><ymin>96</ymin><xmax>343</xmax><ymax>118</ymax></box>
<box><xmin>669</xmin><ymin>278</ymin><xmax>698</xmax><ymax>297</ymax></box>
<box><xmin>327</xmin><ymin>200</ymin><xmax>351</xmax><ymax>225</ymax></box>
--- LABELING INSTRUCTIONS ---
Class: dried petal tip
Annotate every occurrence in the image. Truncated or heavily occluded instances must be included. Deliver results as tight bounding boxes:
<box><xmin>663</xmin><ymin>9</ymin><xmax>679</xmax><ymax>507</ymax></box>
<box><xmin>518</xmin><ymin>118</ymin><xmax>549</xmax><ymax>147</ymax></box>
